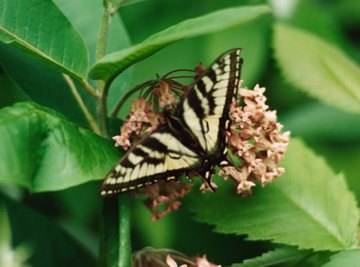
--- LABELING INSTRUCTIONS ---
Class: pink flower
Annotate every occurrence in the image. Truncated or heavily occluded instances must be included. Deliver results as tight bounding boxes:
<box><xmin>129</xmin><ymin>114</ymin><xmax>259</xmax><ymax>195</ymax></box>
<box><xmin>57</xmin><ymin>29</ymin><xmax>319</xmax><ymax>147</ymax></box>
<box><xmin>128</xmin><ymin>97</ymin><xmax>153</xmax><ymax>126</ymax></box>
<box><xmin>146</xmin><ymin>111</ymin><xmax>164</xmax><ymax>132</ymax></box>
<box><xmin>229</xmin><ymin>106</ymin><xmax>245</xmax><ymax>124</ymax></box>
<box><xmin>236</xmin><ymin>179</ymin><xmax>256</xmax><ymax>196</ymax></box>
<box><xmin>199</xmin><ymin>180</ymin><xmax>218</xmax><ymax>193</ymax></box>
<box><xmin>133</xmin><ymin>248</ymin><xmax>220</xmax><ymax>267</ymax></box>
<box><xmin>228</xmin><ymin>135</ymin><xmax>253</xmax><ymax>157</ymax></box>
<box><xmin>131</xmin><ymin>97</ymin><xmax>152</xmax><ymax>115</ymax></box>
<box><xmin>152</xmin><ymin>81</ymin><xmax>178</xmax><ymax>109</ymax></box>
<box><xmin>195</xmin><ymin>255</ymin><xmax>221</xmax><ymax>267</ymax></box>
<box><xmin>135</xmin><ymin>181</ymin><xmax>193</xmax><ymax>221</ymax></box>
<box><xmin>166</xmin><ymin>255</ymin><xmax>187</xmax><ymax>267</ymax></box>
<box><xmin>112</xmin><ymin>135</ymin><xmax>131</xmax><ymax>150</ymax></box>
<box><xmin>165</xmin><ymin>254</ymin><xmax>221</xmax><ymax>267</ymax></box>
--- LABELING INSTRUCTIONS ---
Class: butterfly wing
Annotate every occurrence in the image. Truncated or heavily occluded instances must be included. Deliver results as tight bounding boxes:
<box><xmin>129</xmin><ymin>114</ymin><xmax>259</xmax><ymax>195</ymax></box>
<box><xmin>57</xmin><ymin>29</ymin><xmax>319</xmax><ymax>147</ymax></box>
<box><xmin>178</xmin><ymin>48</ymin><xmax>242</xmax><ymax>155</ymax></box>
<box><xmin>100</xmin><ymin>49</ymin><xmax>243</xmax><ymax>196</ymax></box>
<box><xmin>100</xmin><ymin>125</ymin><xmax>200</xmax><ymax>197</ymax></box>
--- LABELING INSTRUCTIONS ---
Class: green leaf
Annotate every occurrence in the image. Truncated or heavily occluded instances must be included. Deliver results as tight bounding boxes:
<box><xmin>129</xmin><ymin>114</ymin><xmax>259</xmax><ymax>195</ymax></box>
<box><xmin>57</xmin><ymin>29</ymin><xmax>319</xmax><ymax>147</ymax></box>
<box><xmin>0</xmin><ymin>204</ymin><xmax>11</xmax><ymax>247</ymax></box>
<box><xmin>0</xmin><ymin>69</ymin><xmax>29</xmax><ymax>108</ymax></box>
<box><xmin>289</xmin><ymin>0</ymin><xmax>352</xmax><ymax>51</ymax></box>
<box><xmin>0</xmin><ymin>193</ymin><xmax>96</xmax><ymax>267</ymax></box>
<box><xmin>273</xmin><ymin>23</ymin><xmax>360</xmax><ymax>114</ymax></box>
<box><xmin>0</xmin><ymin>102</ymin><xmax>119</xmax><ymax>192</ymax></box>
<box><xmin>231</xmin><ymin>247</ymin><xmax>310</xmax><ymax>267</ymax></box>
<box><xmin>0</xmin><ymin>203</ymin><xmax>32</xmax><ymax>267</ymax></box>
<box><xmin>311</xmin><ymin>142</ymin><xmax>360</xmax><ymax>204</ymax></box>
<box><xmin>281</xmin><ymin>101</ymin><xmax>360</xmax><ymax>141</ymax></box>
<box><xmin>0</xmin><ymin>0</ymin><xmax>88</xmax><ymax>80</ymax></box>
<box><xmin>89</xmin><ymin>5</ymin><xmax>271</xmax><ymax>82</ymax></box>
<box><xmin>106</xmin><ymin>0</ymin><xmax>148</xmax><ymax>10</ymax></box>
<box><xmin>186</xmin><ymin>138</ymin><xmax>359</xmax><ymax>251</ymax></box>
<box><xmin>0</xmin><ymin>44</ymin><xmax>91</xmax><ymax>126</ymax></box>
<box><xmin>322</xmin><ymin>250</ymin><xmax>360</xmax><ymax>267</ymax></box>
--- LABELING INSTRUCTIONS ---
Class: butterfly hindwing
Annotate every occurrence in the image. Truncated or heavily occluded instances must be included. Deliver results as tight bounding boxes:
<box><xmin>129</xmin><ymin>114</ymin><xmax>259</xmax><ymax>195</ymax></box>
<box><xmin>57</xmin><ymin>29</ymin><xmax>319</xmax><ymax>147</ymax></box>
<box><xmin>100</xmin><ymin>48</ymin><xmax>243</xmax><ymax>196</ymax></box>
<box><xmin>100</xmin><ymin>126</ymin><xmax>200</xmax><ymax>196</ymax></box>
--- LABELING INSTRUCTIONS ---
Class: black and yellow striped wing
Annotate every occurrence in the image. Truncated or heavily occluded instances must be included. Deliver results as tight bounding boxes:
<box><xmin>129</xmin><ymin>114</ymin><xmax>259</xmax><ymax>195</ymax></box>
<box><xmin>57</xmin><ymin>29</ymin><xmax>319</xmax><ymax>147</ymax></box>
<box><xmin>100</xmin><ymin>126</ymin><xmax>201</xmax><ymax>196</ymax></box>
<box><xmin>100</xmin><ymin>48</ymin><xmax>243</xmax><ymax>197</ymax></box>
<box><xmin>177</xmin><ymin>48</ymin><xmax>242</xmax><ymax>155</ymax></box>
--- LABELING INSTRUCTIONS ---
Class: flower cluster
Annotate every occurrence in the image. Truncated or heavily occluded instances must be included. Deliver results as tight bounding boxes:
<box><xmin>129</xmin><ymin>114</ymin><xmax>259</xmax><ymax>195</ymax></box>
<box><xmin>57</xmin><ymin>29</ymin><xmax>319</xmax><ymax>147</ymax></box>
<box><xmin>166</xmin><ymin>255</ymin><xmax>220</xmax><ymax>267</ymax></box>
<box><xmin>135</xmin><ymin>180</ymin><xmax>193</xmax><ymax>221</ymax></box>
<box><xmin>133</xmin><ymin>248</ymin><xmax>220</xmax><ymax>267</ymax></box>
<box><xmin>113</xmin><ymin>97</ymin><xmax>164</xmax><ymax>150</ymax></box>
<box><xmin>152</xmin><ymin>80</ymin><xmax>178</xmax><ymax>109</ymax></box>
<box><xmin>206</xmin><ymin>83</ymin><xmax>290</xmax><ymax>196</ymax></box>
<box><xmin>113</xmin><ymin>79</ymin><xmax>182</xmax><ymax>151</ymax></box>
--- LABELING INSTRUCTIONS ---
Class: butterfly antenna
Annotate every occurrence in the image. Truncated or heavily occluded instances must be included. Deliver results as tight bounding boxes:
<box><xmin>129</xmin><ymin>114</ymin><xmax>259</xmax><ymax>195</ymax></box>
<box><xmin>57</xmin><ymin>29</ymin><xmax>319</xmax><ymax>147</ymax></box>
<box><xmin>162</xmin><ymin>68</ymin><xmax>194</xmax><ymax>78</ymax></box>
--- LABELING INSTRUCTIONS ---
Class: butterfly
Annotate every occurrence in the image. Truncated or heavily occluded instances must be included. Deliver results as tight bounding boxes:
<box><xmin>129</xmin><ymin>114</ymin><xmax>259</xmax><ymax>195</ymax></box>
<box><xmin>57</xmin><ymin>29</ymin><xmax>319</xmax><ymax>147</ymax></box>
<box><xmin>101</xmin><ymin>48</ymin><xmax>243</xmax><ymax>197</ymax></box>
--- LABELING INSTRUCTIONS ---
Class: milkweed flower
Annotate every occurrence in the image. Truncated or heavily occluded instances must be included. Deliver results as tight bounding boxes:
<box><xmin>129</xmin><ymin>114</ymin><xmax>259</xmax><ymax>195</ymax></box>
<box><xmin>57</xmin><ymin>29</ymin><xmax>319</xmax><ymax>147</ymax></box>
<box><xmin>202</xmin><ymin>82</ymin><xmax>290</xmax><ymax>196</ymax></box>
<box><xmin>135</xmin><ymin>180</ymin><xmax>193</xmax><ymax>221</ymax></box>
<box><xmin>166</xmin><ymin>255</ymin><xmax>220</xmax><ymax>267</ymax></box>
<box><xmin>132</xmin><ymin>248</ymin><xmax>220</xmax><ymax>267</ymax></box>
<box><xmin>152</xmin><ymin>80</ymin><xmax>178</xmax><ymax>109</ymax></box>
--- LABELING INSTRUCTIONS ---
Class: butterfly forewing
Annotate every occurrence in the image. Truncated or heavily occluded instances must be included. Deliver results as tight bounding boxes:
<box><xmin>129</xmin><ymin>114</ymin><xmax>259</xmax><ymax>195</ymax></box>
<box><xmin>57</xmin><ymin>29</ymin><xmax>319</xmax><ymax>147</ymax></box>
<box><xmin>100</xmin><ymin>48</ymin><xmax>242</xmax><ymax>197</ymax></box>
<box><xmin>178</xmin><ymin>49</ymin><xmax>242</xmax><ymax>154</ymax></box>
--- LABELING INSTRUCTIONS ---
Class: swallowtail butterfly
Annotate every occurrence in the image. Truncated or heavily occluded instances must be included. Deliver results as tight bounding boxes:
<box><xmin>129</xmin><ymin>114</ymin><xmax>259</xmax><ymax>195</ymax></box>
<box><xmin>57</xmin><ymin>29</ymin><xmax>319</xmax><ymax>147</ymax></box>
<box><xmin>101</xmin><ymin>48</ymin><xmax>243</xmax><ymax>197</ymax></box>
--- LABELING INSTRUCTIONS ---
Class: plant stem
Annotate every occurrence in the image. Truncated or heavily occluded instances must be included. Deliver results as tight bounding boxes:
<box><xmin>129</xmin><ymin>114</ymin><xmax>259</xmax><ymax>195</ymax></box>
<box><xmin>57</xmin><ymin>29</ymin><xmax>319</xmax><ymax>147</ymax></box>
<box><xmin>117</xmin><ymin>194</ymin><xmax>132</xmax><ymax>267</ymax></box>
<box><xmin>63</xmin><ymin>74</ymin><xmax>101</xmax><ymax>134</ymax></box>
<box><xmin>96</xmin><ymin>3</ymin><xmax>112</xmax><ymax>63</ymax></box>
<box><xmin>78</xmin><ymin>79</ymin><xmax>98</xmax><ymax>97</ymax></box>
<box><xmin>100</xmin><ymin>195</ymin><xmax>132</xmax><ymax>267</ymax></box>
<box><xmin>96</xmin><ymin>3</ymin><xmax>112</xmax><ymax>137</ymax></box>
<box><xmin>97</xmin><ymin>83</ymin><xmax>109</xmax><ymax>137</ymax></box>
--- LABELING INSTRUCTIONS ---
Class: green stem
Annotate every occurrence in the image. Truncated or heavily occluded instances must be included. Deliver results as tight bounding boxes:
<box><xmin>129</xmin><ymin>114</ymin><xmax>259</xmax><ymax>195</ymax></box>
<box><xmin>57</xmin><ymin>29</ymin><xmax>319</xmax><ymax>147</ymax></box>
<box><xmin>78</xmin><ymin>78</ymin><xmax>98</xmax><ymax>97</ymax></box>
<box><xmin>96</xmin><ymin>3</ymin><xmax>112</xmax><ymax>63</ymax></box>
<box><xmin>100</xmin><ymin>195</ymin><xmax>132</xmax><ymax>267</ymax></box>
<box><xmin>63</xmin><ymin>74</ymin><xmax>101</xmax><ymax>134</ymax></box>
<box><xmin>118</xmin><ymin>194</ymin><xmax>132</xmax><ymax>267</ymax></box>
<box><xmin>96</xmin><ymin>3</ymin><xmax>132</xmax><ymax>267</ymax></box>
<box><xmin>96</xmin><ymin>3</ymin><xmax>112</xmax><ymax>137</ymax></box>
<box><xmin>97</xmin><ymin>84</ymin><xmax>109</xmax><ymax>137</ymax></box>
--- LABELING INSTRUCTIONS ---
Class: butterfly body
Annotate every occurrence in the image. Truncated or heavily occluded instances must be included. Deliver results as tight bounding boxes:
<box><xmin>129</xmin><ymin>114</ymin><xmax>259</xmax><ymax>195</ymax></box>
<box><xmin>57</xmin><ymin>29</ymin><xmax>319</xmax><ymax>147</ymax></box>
<box><xmin>101</xmin><ymin>48</ymin><xmax>243</xmax><ymax>197</ymax></box>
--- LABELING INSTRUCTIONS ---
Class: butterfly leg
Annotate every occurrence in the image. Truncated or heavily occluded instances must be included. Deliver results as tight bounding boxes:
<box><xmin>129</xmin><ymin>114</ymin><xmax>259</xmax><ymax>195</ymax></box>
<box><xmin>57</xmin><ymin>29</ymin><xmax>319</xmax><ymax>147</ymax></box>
<box><xmin>204</xmin><ymin>170</ymin><xmax>216</xmax><ymax>192</ymax></box>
